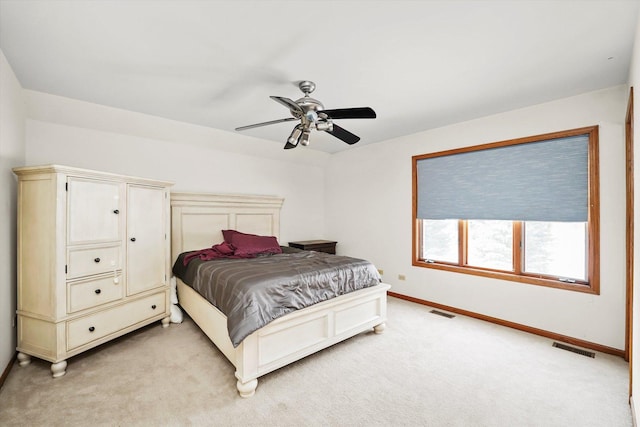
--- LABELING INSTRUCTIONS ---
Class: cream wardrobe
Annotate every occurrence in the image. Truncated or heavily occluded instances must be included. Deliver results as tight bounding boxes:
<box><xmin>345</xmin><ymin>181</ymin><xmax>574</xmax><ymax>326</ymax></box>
<box><xmin>13</xmin><ymin>165</ymin><xmax>172</xmax><ymax>377</ymax></box>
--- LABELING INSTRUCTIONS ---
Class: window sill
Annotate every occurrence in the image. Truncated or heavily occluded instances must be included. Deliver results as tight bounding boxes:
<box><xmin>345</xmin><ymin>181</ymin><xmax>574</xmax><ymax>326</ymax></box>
<box><xmin>412</xmin><ymin>260</ymin><xmax>598</xmax><ymax>295</ymax></box>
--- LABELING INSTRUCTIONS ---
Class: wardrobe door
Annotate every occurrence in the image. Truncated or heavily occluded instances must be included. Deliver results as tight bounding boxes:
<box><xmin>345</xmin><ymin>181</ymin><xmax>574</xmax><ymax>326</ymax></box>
<box><xmin>67</xmin><ymin>177</ymin><xmax>122</xmax><ymax>245</ymax></box>
<box><xmin>126</xmin><ymin>184</ymin><xmax>167</xmax><ymax>295</ymax></box>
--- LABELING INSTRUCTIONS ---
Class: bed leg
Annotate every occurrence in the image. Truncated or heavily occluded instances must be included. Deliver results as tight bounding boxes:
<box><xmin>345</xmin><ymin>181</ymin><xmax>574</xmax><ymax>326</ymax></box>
<box><xmin>373</xmin><ymin>322</ymin><xmax>386</xmax><ymax>334</ymax></box>
<box><xmin>237</xmin><ymin>378</ymin><xmax>258</xmax><ymax>398</ymax></box>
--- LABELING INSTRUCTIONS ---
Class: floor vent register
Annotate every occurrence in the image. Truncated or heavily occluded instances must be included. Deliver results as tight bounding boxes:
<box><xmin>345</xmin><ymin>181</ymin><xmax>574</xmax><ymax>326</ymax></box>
<box><xmin>552</xmin><ymin>342</ymin><xmax>596</xmax><ymax>358</ymax></box>
<box><xmin>429</xmin><ymin>310</ymin><xmax>456</xmax><ymax>319</ymax></box>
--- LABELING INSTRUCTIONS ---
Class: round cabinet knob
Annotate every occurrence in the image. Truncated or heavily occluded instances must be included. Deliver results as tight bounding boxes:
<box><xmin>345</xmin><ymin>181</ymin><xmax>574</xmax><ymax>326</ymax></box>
<box><xmin>130</xmin><ymin>237</ymin><xmax>136</xmax><ymax>242</ymax></box>
<box><xmin>88</xmin><ymin>326</ymin><xmax>95</xmax><ymax>332</ymax></box>
<box><xmin>94</xmin><ymin>289</ymin><xmax>101</xmax><ymax>294</ymax></box>
<box><xmin>151</xmin><ymin>304</ymin><xmax>157</xmax><ymax>310</ymax></box>
<box><xmin>113</xmin><ymin>209</ymin><xmax>119</xmax><ymax>214</ymax></box>
<box><xmin>94</xmin><ymin>258</ymin><xmax>101</xmax><ymax>263</ymax></box>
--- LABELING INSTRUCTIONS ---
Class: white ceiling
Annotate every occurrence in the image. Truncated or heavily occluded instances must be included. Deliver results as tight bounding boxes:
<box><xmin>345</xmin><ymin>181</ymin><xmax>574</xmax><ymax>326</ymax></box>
<box><xmin>1</xmin><ymin>0</ymin><xmax>638</xmax><ymax>153</ymax></box>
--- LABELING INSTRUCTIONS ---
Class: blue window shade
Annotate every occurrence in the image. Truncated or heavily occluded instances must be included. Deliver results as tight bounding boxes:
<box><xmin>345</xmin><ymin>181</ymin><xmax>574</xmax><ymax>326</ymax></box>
<box><xmin>416</xmin><ymin>135</ymin><xmax>589</xmax><ymax>222</ymax></box>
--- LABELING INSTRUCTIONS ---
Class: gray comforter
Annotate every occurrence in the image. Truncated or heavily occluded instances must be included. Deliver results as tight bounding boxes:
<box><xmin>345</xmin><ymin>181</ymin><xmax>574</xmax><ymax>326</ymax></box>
<box><xmin>174</xmin><ymin>250</ymin><xmax>381</xmax><ymax>347</ymax></box>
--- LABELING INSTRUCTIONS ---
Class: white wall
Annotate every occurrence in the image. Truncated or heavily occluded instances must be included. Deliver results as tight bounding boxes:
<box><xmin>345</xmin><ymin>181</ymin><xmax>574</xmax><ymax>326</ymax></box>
<box><xmin>0</xmin><ymin>49</ymin><xmax>26</xmax><ymax>373</ymax></box>
<box><xmin>24</xmin><ymin>91</ymin><xmax>331</xmax><ymax>244</ymax></box>
<box><xmin>326</xmin><ymin>85</ymin><xmax>627</xmax><ymax>351</ymax></box>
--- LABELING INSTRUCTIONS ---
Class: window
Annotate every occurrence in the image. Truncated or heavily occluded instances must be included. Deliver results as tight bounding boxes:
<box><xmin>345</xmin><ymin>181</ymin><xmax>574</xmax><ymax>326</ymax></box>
<box><xmin>467</xmin><ymin>220</ymin><xmax>513</xmax><ymax>271</ymax></box>
<box><xmin>421</xmin><ymin>219</ymin><xmax>458</xmax><ymax>263</ymax></box>
<box><xmin>412</xmin><ymin>126</ymin><xmax>599</xmax><ymax>293</ymax></box>
<box><xmin>523</xmin><ymin>221</ymin><xmax>587</xmax><ymax>281</ymax></box>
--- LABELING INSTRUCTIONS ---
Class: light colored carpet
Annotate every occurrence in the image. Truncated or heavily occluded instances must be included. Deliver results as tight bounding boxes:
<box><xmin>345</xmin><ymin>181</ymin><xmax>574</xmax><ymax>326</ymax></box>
<box><xmin>0</xmin><ymin>297</ymin><xmax>631</xmax><ymax>427</ymax></box>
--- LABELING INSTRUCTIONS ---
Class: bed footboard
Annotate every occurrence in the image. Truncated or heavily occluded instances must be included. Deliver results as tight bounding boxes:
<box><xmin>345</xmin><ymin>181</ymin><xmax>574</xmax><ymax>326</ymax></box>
<box><xmin>235</xmin><ymin>283</ymin><xmax>390</xmax><ymax>397</ymax></box>
<box><xmin>178</xmin><ymin>279</ymin><xmax>390</xmax><ymax>397</ymax></box>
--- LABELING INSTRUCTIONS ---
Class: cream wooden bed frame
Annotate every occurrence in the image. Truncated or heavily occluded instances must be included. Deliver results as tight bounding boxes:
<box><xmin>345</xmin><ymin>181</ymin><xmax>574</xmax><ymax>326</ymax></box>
<box><xmin>170</xmin><ymin>192</ymin><xmax>390</xmax><ymax>397</ymax></box>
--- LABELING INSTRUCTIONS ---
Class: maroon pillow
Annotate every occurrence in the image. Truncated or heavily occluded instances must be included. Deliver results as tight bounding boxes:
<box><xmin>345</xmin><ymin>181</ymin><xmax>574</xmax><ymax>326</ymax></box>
<box><xmin>222</xmin><ymin>229</ymin><xmax>256</xmax><ymax>244</ymax></box>
<box><xmin>231</xmin><ymin>233</ymin><xmax>282</xmax><ymax>257</ymax></box>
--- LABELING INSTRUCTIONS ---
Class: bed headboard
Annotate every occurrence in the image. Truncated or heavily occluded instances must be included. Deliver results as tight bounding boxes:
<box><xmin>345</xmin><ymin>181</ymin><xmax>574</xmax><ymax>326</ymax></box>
<box><xmin>170</xmin><ymin>192</ymin><xmax>284</xmax><ymax>262</ymax></box>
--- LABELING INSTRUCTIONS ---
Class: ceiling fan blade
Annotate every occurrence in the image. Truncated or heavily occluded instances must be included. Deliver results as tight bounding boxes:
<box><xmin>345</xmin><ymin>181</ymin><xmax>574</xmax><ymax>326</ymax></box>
<box><xmin>321</xmin><ymin>107</ymin><xmax>376</xmax><ymax>120</ymax></box>
<box><xmin>270</xmin><ymin>96</ymin><xmax>303</xmax><ymax>114</ymax></box>
<box><xmin>235</xmin><ymin>117</ymin><xmax>297</xmax><ymax>131</ymax></box>
<box><xmin>327</xmin><ymin>124</ymin><xmax>361</xmax><ymax>145</ymax></box>
<box><xmin>284</xmin><ymin>141</ymin><xmax>298</xmax><ymax>149</ymax></box>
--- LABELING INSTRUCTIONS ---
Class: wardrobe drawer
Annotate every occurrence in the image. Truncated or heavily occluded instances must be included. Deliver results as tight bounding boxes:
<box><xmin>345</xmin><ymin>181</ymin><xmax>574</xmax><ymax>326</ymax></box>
<box><xmin>66</xmin><ymin>292</ymin><xmax>166</xmax><ymax>350</ymax></box>
<box><xmin>68</xmin><ymin>275</ymin><xmax>123</xmax><ymax>313</ymax></box>
<box><xmin>67</xmin><ymin>245</ymin><xmax>121</xmax><ymax>279</ymax></box>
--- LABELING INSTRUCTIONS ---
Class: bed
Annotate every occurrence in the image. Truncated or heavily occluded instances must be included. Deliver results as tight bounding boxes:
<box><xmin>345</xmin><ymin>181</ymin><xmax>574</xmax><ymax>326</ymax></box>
<box><xmin>170</xmin><ymin>192</ymin><xmax>390</xmax><ymax>397</ymax></box>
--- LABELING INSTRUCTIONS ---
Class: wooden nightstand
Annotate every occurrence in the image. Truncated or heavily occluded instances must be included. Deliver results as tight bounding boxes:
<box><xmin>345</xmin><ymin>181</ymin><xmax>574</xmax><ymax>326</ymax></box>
<box><xmin>288</xmin><ymin>240</ymin><xmax>337</xmax><ymax>254</ymax></box>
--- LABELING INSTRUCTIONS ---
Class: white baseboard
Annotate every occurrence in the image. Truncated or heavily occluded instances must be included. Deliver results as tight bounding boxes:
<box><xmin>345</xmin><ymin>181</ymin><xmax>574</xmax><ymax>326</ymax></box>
<box><xmin>632</xmin><ymin>395</ymin><xmax>637</xmax><ymax>427</ymax></box>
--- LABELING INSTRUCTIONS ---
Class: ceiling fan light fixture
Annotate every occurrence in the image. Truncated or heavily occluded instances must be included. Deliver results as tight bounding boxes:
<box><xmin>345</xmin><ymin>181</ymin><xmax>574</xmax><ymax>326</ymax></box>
<box><xmin>300</xmin><ymin>130</ymin><xmax>311</xmax><ymax>146</ymax></box>
<box><xmin>315</xmin><ymin>120</ymin><xmax>333</xmax><ymax>132</ymax></box>
<box><xmin>305</xmin><ymin>110</ymin><xmax>318</xmax><ymax>123</ymax></box>
<box><xmin>287</xmin><ymin>125</ymin><xmax>303</xmax><ymax>145</ymax></box>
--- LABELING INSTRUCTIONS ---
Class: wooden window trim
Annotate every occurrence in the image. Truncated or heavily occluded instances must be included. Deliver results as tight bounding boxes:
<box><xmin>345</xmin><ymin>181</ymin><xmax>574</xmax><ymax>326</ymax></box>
<box><xmin>412</xmin><ymin>126</ymin><xmax>600</xmax><ymax>295</ymax></box>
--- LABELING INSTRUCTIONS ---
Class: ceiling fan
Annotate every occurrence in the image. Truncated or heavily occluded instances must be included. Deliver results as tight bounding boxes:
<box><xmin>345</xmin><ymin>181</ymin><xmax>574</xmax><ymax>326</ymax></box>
<box><xmin>235</xmin><ymin>81</ymin><xmax>376</xmax><ymax>149</ymax></box>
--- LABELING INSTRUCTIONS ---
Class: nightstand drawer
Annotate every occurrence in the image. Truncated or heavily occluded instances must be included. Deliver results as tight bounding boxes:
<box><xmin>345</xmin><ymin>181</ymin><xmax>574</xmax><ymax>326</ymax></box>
<box><xmin>288</xmin><ymin>240</ymin><xmax>337</xmax><ymax>254</ymax></box>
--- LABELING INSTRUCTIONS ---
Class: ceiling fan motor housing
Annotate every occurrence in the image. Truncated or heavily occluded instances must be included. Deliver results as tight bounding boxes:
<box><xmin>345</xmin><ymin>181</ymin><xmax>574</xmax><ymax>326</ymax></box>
<box><xmin>295</xmin><ymin>97</ymin><xmax>328</xmax><ymax>131</ymax></box>
<box><xmin>295</xmin><ymin>97</ymin><xmax>324</xmax><ymax>113</ymax></box>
